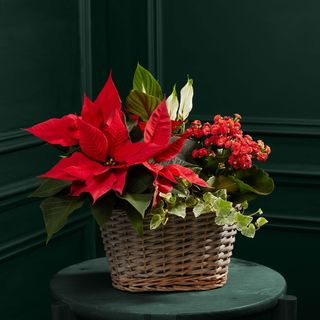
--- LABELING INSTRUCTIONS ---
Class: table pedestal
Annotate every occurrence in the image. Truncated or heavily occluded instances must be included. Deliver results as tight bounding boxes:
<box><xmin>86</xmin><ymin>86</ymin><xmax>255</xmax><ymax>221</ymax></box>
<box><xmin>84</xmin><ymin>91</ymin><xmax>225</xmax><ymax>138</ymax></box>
<box><xmin>51</xmin><ymin>258</ymin><xmax>297</xmax><ymax>320</ymax></box>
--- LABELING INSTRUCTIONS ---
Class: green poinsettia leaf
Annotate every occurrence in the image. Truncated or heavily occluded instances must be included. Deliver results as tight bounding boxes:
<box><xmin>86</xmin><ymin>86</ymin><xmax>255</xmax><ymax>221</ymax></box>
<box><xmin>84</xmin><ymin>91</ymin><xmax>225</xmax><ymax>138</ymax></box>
<box><xmin>118</xmin><ymin>193</ymin><xmax>152</xmax><ymax>218</ymax></box>
<box><xmin>40</xmin><ymin>196</ymin><xmax>84</xmax><ymax>243</ymax></box>
<box><xmin>126</xmin><ymin>90</ymin><xmax>161</xmax><ymax>121</ymax></box>
<box><xmin>31</xmin><ymin>178</ymin><xmax>71</xmax><ymax>198</ymax></box>
<box><xmin>125</xmin><ymin>170</ymin><xmax>154</xmax><ymax>194</ymax></box>
<box><xmin>232</xmin><ymin>166</ymin><xmax>274</xmax><ymax>196</ymax></box>
<box><xmin>150</xmin><ymin>214</ymin><xmax>163</xmax><ymax>230</ymax></box>
<box><xmin>241</xmin><ymin>223</ymin><xmax>256</xmax><ymax>238</ymax></box>
<box><xmin>91</xmin><ymin>192</ymin><xmax>115</xmax><ymax>227</ymax></box>
<box><xmin>133</xmin><ymin>63</ymin><xmax>163</xmax><ymax>99</ymax></box>
<box><xmin>234</xmin><ymin>212</ymin><xmax>253</xmax><ymax>231</ymax></box>
<box><xmin>168</xmin><ymin>201</ymin><xmax>187</xmax><ymax>218</ymax></box>
<box><xmin>126</xmin><ymin>206</ymin><xmax>144</xmax><ymax>236</ymax></box>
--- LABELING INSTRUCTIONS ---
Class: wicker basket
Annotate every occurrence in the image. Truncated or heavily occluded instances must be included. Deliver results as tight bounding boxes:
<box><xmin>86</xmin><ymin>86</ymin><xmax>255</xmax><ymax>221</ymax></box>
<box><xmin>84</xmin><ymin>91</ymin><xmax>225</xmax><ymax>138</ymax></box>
<box><xmin>101</xmin><ymin>209</ymin><xmax>237</xmax><ymax>292</ymax></box>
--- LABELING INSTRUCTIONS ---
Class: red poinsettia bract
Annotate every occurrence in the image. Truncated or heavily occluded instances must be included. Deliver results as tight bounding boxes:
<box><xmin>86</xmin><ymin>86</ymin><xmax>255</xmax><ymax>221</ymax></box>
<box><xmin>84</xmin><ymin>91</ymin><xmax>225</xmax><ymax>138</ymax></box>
<box><xmin>143</xmin><ymin>162</ymin><xmax>208</xmax><ymax>207</ymax></box>
<box><xmin>26</xmin><ymin>74</ymin><xmax>202</xmax><ymax>203</ymax></box>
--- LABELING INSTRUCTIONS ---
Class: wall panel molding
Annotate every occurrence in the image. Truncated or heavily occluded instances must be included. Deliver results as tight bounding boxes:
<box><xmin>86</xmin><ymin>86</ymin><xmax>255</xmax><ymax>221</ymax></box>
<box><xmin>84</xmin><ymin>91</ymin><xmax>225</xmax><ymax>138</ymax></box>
<box><xmin>79</xmin><ymin>0</ymin><xmax>93</xmax><ymax>98</ymax></box>
<box><xmin>191</xmin><ymin>114</ymin><xmax>320</xmax><ymax>137</ymax></box>
<box><xmin>0</xmin><ymin>130</ymin><xmax>43</xmax><ymax>155</ymax></box>
<box><xmin>147</xmin><ymin>0</ymin><xmax>163</xmax><ymax>82</ymax></box>
<box><xmin>0</xmin><ymin>177</ymin><xmax>39</xmax><ymax>210</ymax></box>
<box><xmin>265</xmin><ymin>214</ymin><xmax>320</xmax><ymax>232</ymax></box>
<box><xmin>0</xmin><ymin>213</ymin><xmax>91</xmax><ymax>262</ymax></box>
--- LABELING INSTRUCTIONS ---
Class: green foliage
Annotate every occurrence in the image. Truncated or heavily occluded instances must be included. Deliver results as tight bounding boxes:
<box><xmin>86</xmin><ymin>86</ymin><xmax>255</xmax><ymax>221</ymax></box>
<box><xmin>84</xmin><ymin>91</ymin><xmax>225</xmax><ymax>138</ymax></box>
<box><xmin>125</xmin><ymin>63</ymin><xmax>163</xmax><ymax>121</ymax></box>
<box><xmin>90</xmin><ymin>192</ymin><xmax>116</xmax><ymax>227</ymax></box>
<box><xmin>118</xmin><ymin>193</ymin><xmax>153</xmax><ymax>218</ymax></box>
<box><xmin>150</xmin><ymin>214</ymin><xmax>162</xmax><ymax>230</ymax></box>
<box><xmin>126</xmin><ymin>206</ymin><xmax>144</xmax><ymax>236</ymax></box>
<box><xmin>126</xmin><ymin>90</ymin><xmax>161</xmax><ymax>121</ymax></box>
<box><xmin>31</xmin><ymin>178</ymin><xmax>71</xmax><ymax>198</ymax></box>
<box><xmin>235</xmin><ymin>167</ymin><xmax>274</xmax><ymax>194</ymax></box>
<box><xmin>40</xmin><ymin>196</ymin><xmax>84</xmax><ymax>243</ymax></box>
<box><xmin>149</xmin><ymin>200</ymin><xmax>168</xmax><ymax>230</ymax></box>
<box><xmin>133</xmin><ymin>63</ymin><xmax>163</xmax><ymax>98</ymax></box>
<box><xmin>168</xmin><ymin>201</ymin><xmax>187</xmax><ymax>218</ymax></box>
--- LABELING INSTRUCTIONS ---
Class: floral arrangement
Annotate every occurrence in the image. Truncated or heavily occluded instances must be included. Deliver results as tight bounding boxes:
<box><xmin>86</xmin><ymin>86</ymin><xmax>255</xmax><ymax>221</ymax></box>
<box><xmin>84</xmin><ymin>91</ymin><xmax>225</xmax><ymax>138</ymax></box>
<box><xmin>26</xmin><ymin>64</ymin><xmax>274</xmax><ymax>242</ymax></box>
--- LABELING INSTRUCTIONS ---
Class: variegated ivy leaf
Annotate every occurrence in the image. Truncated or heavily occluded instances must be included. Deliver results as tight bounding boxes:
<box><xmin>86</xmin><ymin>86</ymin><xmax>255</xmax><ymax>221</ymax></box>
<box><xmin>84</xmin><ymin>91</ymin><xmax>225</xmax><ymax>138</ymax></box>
<box><xmin>215</xmin><ymin>209</ymin><xmax>236</xmax><ymax>225</ymax></box>
<box><xmin>214</xmin><ymin>198</ymin><xmax>235</xmax><ymax>225</ymax></box>
<box><xmin>178</xmin><ymin>78</ymin><xmax>193</xmax><ymax>120</ymax></box>
<box><xmin>172</xmin><ymin>184</ymin><xmax>188</xmax><ymax>197</ymax></box>
<box><xmin>186</xmin><ymin>195</ymin><xmax>197</xmax><ymax>207</ymax></box>
<box><xmin>166</xmin><ymin>85</ymin><xmax>179</xmax><ymax>120</ymax></box>
<box><xmin>159</xmin><ymin>192</ymin><xmax>176</xmax><ymax>206</ymax></box>
<box><xmin>193</xmin><ymin>201</ymin><xmax>212</xmax><ymax>217</ymax></box>
<box><xmin>168</xmin><ymin>201</ymin><xmax>187</xmax><ymax>218</ymax></box>
<box><xmin>234</xmin><ymin>212</ymin><xmax>253</xmax><ymax>232</ymax></box>
<box><xmin>241</xmin><ymin>200</ymin><xmax>249</xmax><ymax>210</ymax></box>
<box><xmin>214</xmin><ymin>198</ymin><xmax>233</xmax><ymax>216</ymax></box>
<box><xmin>203</xmin><ymin>192</ymin><xmax>217</xmax><ymax>204</ymax></box>
<box><xmin>241</xmin><ymin>223</ymin><xmax>256</xmax><ymax>238</ymax></box>
<box><xmin>150</xmin><ymin>214</ymin><xmax>162</xmax><ymax>230</ymax></box>
<box><xmin>214</xmin><ymin>189</ymin><xmax>227</xmax><ymax>201</ymax></box>
<box><xmin>256</xmin><ymin>217</ymin><xmax>268</xmax><ymax>229</ymax></box>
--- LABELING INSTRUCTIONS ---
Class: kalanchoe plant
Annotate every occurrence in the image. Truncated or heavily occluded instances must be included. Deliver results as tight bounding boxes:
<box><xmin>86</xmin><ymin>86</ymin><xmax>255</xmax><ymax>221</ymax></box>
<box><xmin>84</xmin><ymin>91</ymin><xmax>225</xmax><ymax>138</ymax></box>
<box><xmin>26</xmin><ymin>63</ymin><xmax>273</xmax><ymax>242</ymax></box>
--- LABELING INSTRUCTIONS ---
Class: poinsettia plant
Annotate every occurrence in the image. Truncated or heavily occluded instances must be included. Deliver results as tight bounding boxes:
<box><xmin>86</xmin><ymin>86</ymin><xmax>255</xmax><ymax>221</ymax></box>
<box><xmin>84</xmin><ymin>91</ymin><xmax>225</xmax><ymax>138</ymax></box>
<box><xmin>26</xmin><ymin>64</ymin><xmax>274</xmax><ymax>242</ymax></box>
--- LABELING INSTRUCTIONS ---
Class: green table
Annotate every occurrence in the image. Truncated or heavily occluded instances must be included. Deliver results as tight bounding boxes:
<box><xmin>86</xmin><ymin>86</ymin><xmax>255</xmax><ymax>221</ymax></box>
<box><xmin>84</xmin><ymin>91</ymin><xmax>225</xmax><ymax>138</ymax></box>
<box><xmin>50</xmin><ymin>258</ymin><xmax>297</xmax><ymax>320</ymax></box>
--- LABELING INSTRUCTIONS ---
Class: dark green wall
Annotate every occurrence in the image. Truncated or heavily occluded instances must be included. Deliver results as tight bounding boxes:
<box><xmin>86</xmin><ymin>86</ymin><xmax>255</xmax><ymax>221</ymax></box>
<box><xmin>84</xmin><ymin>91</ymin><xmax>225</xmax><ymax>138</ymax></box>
<box><xmin>0</xmin><ymin>1</ymin><xmax>97</xmax><ymax>319</ymax></box>
<box><xmin>153</xmin><ymin>1</ymin><xmax>319</xmax><ymax>319</ymax></box>
<box><xmin>1</xmin><ymin>0</ymin><xmax>319</xmax><ymax>319</ymax></box>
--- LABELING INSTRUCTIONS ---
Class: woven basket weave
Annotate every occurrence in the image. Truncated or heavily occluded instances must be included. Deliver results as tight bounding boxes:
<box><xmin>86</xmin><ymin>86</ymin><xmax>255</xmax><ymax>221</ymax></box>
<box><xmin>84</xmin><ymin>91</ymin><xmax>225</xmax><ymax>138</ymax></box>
<box><xmin>101</xmin><ymin>209</ymin><xmax>237</xmax><ymax>292</ymax></box>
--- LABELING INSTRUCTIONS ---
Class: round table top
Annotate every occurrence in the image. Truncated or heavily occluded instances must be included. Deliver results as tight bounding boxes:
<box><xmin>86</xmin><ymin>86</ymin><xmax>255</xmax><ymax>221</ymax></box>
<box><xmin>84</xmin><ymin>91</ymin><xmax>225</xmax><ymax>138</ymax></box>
<box><xmin>51</xmin><ymin>258</ymin><xmax>286</xmax><ymax>320</ymax></box>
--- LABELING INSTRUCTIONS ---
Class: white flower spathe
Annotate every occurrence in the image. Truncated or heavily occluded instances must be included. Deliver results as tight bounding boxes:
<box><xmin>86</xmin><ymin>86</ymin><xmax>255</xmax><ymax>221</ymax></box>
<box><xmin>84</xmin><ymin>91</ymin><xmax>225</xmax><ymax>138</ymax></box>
<box><xmin>178</xmin><ymin>78</ymin><xmax>193</xmax><ymax>120</ymax></box>
<box><xmin>166</xmin><ymin>85</ymin><xmax>179</xmax><ymax>120</ymax></box>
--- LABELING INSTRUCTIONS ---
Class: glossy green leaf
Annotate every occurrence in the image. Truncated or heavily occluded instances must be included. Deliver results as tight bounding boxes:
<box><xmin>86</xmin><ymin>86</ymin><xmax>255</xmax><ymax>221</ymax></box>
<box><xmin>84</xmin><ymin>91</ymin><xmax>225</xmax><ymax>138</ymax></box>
<box><xmin>126</xmin><ymin>90</ymin><xmax>161</xmax><ymax>121</ymax></box>
<box><xmin>31</xmin><ymin>178</ymin><xmax>71</xmax><ymax>198</ymax></box>
<box><xmin>126</xmin><ymin>206</ymin><xmax>144</xmax><ymax>236</ymax></box>
<box><xmin>40</xmin><ymin>196</ymin><xmax>84</xmax><ymax>243</ymax></box>
<box><xmin>133</xmin><ymin>63</ymin><xmax>163</xmax><ymax>99</ymax></box>
<box><xmin>118</xmin><ymin>193</ymin><xmax>152</xmax><ymax>218</ymax></box>
<box><xmin>232</xmin><ymin>166</ymin><xmax>274</xmax><ymax>195</ymax></box>
<box><xmin>210</xmin><ymin>175</ymin><xmax>238</xmax><ymax>193</ymax></box>
<box><xmin>91</xmin><ymin>192</ymin><xmax>115</xmax><ymax>227</ymax></box>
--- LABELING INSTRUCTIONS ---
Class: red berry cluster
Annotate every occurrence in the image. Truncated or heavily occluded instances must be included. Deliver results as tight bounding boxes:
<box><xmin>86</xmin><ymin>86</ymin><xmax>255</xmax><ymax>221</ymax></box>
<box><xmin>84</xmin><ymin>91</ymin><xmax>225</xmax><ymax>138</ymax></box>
<box><xmin>186</xmin><ymin>114</ymin><xmax>271</xmax><ymax>170</ymax></box>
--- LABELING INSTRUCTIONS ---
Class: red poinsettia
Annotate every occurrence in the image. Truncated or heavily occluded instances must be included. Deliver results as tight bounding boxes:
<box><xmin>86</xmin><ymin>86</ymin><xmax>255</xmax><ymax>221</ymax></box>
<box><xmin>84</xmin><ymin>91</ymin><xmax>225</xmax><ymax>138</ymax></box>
<box><xmin>26</xmin><ymin>74</ymin><xmax>201</xmax><ymax>203</ymax></box>
<box><xmin>143</xmin><ymin>162</ymin><xmax>208</xmax><ymax>207</ymax></box>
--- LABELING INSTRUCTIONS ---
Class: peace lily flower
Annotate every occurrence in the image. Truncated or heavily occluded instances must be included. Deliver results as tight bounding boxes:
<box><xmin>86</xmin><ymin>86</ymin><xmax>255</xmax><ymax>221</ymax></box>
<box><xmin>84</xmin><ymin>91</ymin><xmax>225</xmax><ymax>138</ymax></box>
<box><xmin>166</xmin><ymin>78</ymin><xmax>194</xmax><ymax>121</ymax></box>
